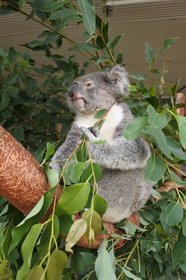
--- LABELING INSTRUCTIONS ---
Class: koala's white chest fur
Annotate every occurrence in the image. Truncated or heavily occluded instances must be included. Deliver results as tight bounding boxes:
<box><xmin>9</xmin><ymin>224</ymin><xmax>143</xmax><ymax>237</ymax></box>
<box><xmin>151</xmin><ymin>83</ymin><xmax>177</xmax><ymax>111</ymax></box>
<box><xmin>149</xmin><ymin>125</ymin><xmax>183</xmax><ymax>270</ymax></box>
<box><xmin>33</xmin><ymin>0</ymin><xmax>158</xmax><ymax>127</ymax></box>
<box><xmin>75</xmin><ymin>104</ymin><xmax>124</xmax><ymax>143</ymax></box>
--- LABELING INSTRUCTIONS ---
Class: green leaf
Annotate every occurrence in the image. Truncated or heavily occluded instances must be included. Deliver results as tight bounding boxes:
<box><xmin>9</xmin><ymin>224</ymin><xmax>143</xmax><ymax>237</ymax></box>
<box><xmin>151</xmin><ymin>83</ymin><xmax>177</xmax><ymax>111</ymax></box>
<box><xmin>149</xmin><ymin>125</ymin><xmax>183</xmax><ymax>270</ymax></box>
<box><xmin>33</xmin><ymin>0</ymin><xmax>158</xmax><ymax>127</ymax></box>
<box><xmin>160</xmin><ymin>37</ymin><xmax>178</xmax><ymax>54</ymax></box>
<box><xmin>130</xmin><ymin>74</ymin><xmax>146</xmax><ymax>81</ymax></box>
<box><xmin>67</xmin><ymin>161</ymin><xmax>84</xmax><ymax>183</ymax></box>
<box><xmin>123</xmin><ymin>268</ymin><xmax>141</xmax><ymax>280</ymax></box>
<box><xmin>182</xmin><ymin>219</ymin><xmax>186</xmax><ymax>236</ymax></box>
<box><xmin>165</xmin><ymin>201</ymin><xmax>183</xmax><ymax>226</ymax></box>
<box><xmin>169</xmin><ymin>170</ymin><xmax>186</xmax><ymax>186</ymax></box>
<box><xmin>144</xmin><ymin>154</ymin><xmax>166</xmax><ymax>182</ymax></box>
<box><xmin>23</xmin><ymin>76</ymin><xmax>37</xmax><ymax>96</ymax></box>
<box><xmin>147</xmin><ymin>127</ymin><xmax>172</xmax><ymax>159</ymax></box>
<box><xmin>45</xmin><ymin>166</ymin><xmax>59</xmax><ymax>188</ymax></box>
<box><xmin>93</xmin><ymin>194</ymin><xmax>107</xmax><ymax>216</ymax></box>
<box><xmin>166</xmin><ymin>137</ymin><xmax>186</xmax><ymax>160</ymax></box>
<box><xmin>172</xmin><ymin>231</ymin><xmax>186</xmax><ymax>269</ymax></box>
<box><xmin>109</xmin><ymin>34</ymin><xmax>123</xmax><ymax>50</ymax></box>
<box><xmin>95</xmin><ymin>241</ymin><xmax>116</xmax><ymax>280</ymax></box>
<box><xmin>16</xmin><ymin>196</ymin><xmax>44</xmax><ymax>228</ymax></box>
<box><xmin>123</xmin><ymin>116</ymin><xmax>148</xmax><ymax>140</ymax></box>
<box><xmin>49</xmin><ymin>8</ymin><xmax>78</xmax><ymax>20</ymax></box>
<box><xmin>71</xmin><ymin>43</ymin><xmax>98</xmax><ymax>52</ymax></box>
<box><xmin>41</xmin><ymin>142</ymin><xmax>55</xmax><ymax>165</ymax></box>
<box><xmin>16</xmin><ymin>224</ymin><xmax>43</xmax><ymax>280</ymax></box>
<box><xmin>81</xmin><ymin>163</ymin><xmax>102</xmax><ymax>183</ymax></box>
<box><xmin>102</xmin><ymin>22</ymin><xmax>109</xmax><ymax>44</ymax></box>
<box><xmin>0</xmin><ymin>5</ymin><xmax>14</xmax><ymax>15</ymax></box>
<box><xmin>30</xmin><ymin>0</ymin><xmax>66</xmax><ymax>12</ymax></box>
<box><xmin>147</xmin><ymin>105</ymin><xmax>168</xmax><ymax>129</ymax></box>
<box><xmin>26</xmin><ymin>266</ymin><xmax>44</xmax><ymax>280</ymax></box>
<box><xmin>95</xmin><ymin>109</ymin><xmax>108</xmax><ymax>119</ymax></box>
<box><xmin>145</xmin><ymin>42</ymin><xmax>154</xmax><ymax>64</ymax></box>
<box><xmin>96</xmin><ymin>56</ymin><xmax>110</xmax><ymax>64</ymax></box>
<box><xmin>10</xmin><ymin>193</ymin><xmax>52</xmax><ymax>252</ymax></box>
<box><xmin>0</xmin><ymin>91</ymin><xmax>10</xmax><ymax>112</ymax></box>
<box><xmin>47</xmin><ymin>249</ymin><xmax>68</xmax><ymax>280</ymax></box>
<box><xmin>116</xmin><ymin>52</ymin><xmax>123</xmax><ymax>64</ymax></box>
<box><xmin>77</xmin><ymin>0</ymin><xmax>96</xmax><ymax>36</ymax></box>
<box><xmin>56</xmin><ymin>182</ymin><xmax>90</xmax><ymax>215</ymax></box>
<box><xmin>174</xmin><ymin>115</ymin><xmax>186</xmax><ymax>150</ymax></box>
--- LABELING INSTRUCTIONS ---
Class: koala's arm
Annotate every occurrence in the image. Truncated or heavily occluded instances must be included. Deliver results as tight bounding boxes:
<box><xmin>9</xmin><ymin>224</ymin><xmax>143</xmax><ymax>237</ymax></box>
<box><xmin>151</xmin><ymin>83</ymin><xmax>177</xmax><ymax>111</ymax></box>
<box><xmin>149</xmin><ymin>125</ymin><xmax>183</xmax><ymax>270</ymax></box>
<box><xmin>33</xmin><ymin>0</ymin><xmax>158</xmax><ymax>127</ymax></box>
<box><xmin>49</xmin><ymin>123</ymin><xmax>82</xmax><ymax>172</ymax></box>
<box><xmin>88</xmin><ymin>136</ymin><xmax>151</xmax><ymax>170</ymax></box>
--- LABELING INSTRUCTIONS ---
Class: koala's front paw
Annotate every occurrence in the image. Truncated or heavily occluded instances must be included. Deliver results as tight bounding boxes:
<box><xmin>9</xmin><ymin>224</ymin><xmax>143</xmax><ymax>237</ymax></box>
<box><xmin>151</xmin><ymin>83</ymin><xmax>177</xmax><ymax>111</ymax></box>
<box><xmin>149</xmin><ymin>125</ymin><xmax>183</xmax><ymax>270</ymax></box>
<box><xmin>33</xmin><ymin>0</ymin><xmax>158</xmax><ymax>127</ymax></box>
<box><xmin>81</xmin><ymin>127</ymin><xmax>103</xmax><ymax>143</ymax></box>
<box><xmin>89</xmin><ymin>127</ymin><xmax>99</xmax><ymax>137</ymax></box>
<box><xmin>81</xmin><ymin>127</ymin><xmax>97</xmax><ymax>142</ymax></box>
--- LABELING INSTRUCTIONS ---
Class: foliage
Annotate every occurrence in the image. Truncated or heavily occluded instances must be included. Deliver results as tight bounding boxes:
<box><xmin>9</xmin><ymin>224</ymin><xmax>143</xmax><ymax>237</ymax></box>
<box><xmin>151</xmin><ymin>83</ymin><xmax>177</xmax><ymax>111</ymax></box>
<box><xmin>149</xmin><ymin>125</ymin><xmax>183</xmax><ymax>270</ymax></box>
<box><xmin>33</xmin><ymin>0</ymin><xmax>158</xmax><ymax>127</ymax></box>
<box><xmin>0</xmin><ymin>0</ymin><xmax>186</xmax><ymax>279</ymax></box>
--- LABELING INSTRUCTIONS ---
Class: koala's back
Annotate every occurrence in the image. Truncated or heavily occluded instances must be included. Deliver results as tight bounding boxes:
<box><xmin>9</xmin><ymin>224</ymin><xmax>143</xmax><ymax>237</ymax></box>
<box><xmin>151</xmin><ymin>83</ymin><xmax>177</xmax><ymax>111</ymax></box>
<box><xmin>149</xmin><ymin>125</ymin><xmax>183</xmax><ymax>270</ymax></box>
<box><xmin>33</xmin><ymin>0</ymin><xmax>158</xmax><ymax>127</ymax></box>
<box><xmin>98</xmin><ymin>168</ymin><xmax>153</xmax><ymax>223</ymax></box>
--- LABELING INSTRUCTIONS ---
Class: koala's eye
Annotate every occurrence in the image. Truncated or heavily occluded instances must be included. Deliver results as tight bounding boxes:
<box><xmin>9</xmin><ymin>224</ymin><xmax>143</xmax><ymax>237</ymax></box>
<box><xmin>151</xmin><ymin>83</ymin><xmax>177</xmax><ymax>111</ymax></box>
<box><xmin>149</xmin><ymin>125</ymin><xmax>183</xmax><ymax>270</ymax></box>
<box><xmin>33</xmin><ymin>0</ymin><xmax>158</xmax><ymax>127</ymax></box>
<box><xmin>86</xmin><ymin>82</ymin><xmax>94</xmax><ymax>88</ymax></box>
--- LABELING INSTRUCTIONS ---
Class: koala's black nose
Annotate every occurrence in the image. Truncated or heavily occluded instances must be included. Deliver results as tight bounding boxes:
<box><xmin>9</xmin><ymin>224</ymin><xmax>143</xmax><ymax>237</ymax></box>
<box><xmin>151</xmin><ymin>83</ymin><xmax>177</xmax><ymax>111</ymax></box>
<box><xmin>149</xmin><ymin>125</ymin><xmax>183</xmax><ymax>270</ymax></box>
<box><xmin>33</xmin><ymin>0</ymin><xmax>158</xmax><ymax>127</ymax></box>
<box><xmin>68</xmin><ymin>83</ymin><xmax>78</xmax><ymax>100</ymax></box>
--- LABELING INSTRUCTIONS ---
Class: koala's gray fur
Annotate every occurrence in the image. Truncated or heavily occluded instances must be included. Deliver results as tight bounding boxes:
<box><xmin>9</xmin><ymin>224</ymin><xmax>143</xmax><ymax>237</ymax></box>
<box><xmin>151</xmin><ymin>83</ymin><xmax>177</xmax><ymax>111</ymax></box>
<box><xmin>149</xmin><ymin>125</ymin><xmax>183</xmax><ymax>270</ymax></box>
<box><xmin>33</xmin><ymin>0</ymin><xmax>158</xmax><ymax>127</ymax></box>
<box><xmin>50</xmin><ymin>66</ymin><xmax>153</xmax><ymax>223</ymax></box>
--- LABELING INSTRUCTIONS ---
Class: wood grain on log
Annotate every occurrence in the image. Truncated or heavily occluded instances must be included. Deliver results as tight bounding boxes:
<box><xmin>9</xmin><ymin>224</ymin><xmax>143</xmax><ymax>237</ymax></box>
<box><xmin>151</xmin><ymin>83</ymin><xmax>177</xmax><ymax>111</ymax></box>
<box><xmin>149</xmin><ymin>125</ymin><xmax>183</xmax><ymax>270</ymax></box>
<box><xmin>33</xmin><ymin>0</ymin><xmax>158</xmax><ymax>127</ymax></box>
<box><xmin>0</xmin><ymin>126</ymin><xmax>49</xmax><ymax>214</ymax></box>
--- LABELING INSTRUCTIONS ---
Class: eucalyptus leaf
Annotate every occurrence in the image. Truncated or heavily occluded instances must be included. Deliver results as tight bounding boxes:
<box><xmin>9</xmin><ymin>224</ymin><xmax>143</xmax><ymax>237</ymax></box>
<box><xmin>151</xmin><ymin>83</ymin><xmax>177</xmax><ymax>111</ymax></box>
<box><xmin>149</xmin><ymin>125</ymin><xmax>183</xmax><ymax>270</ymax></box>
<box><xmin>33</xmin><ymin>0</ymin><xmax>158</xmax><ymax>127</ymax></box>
<box><xmin>144</xmin><ymin>154</ymin><xmax>166</xmax><ymax>182</ymax></box>
<box><xmin>123</xmin><ymin>116</ymin><xmax>148</xmax><ymax>140</ymax></box>
<box><xmin>169</xmin><ymin>170</ymin><xmax>186</xmax><ymax>186</ymax></box>
<box><xmin>95</xmin><ymin>241</ymin><xmax>116</xmax><ymax>280</ymax></box>
<box><xmin>145</xmin><ymin>42</ymin><xmax>154</xmax><ymax>64</ymax></box>
<box><xmin>172</xmin><ymin>231</ymin><xmax>186</xmax><ymax>269</ymax></box>
<box><xmin>160</xmin><ymin>37</ymin><xmax>178</xmax><ymax>54</ymax></box>
<box><xmin>147</xmin><ymin>127</ymin><xmax>172</xmax><ymax>159</ymax></box>
<box><xmin>147</xmin><ymin>105</ymin><xmax>168</xmax><ymax>129</ymax></box>
<box><xmin>26</xmin><ymin>266</ymin><xmax>44</xmax><ymax>279</ymax></box>
<box><xmin>67</xmin><ymin>161</ymin><xmax>84</xmax><ymax>183</ymax></box>
<box><xmin>174</xmin><ymin>115</ymin><xmax>186</xmax><ymax>150</ymax></box>
<box><xmin>82</xmin><ymin>209</ymin><xmax>102</xmax><ymax>238</ymax></box>
<box><xmin>10</xmin><ymin>193</ymin><xmax>52</xmax><ymax>252</ymax></box>
<box><xmin>56</xmin><ymin>182</ymin><xmax>90</xmax><ymax>215</ymax></box>
<box><xmin>182</xmin><ymin>219</ymin><xmax>186</xmax><ymax>236</ymax></box>
<box><xmin>123</xmin><ymin>268</ymin><xmax>141</xmax><ymax>280</ymax></box>
<box><xmin>16</xmin><ymin>224</ymin><xmax>43</xmax><ymax>280</ymax></box>
<box><xmin>95</xmin><ymin>109</ymin><xmax>108</xmax><ymax>119</ymax></box>
<box><xmin>166</xmin><ymin>137</ymin><xmax>186</xmax><ymax>160</ymax></box>
<box><xmin>93</xmin><ymin>194</ymin><xmax>107</xmax><ymax>216</ymax></box>
<box><xmin>0</xmin><ymin>91</ymin><xmax>10</xmax><ymax>112</ymax></box>
<box><xmin>109</xmin><ymin>34</ymin><xmax>123</xmax><ymax>50</ymax></box>
<box><xmin>65</xmin><ymin>219</ymin><xmax>87</xmax><ymax>253</ymax></box>
<box><xmin>30</xmin><ymin>0</ymin><xmax>66</xmax><ymax>12</ymax></box>
<box><xmin>165</xmin><ymin>201</ymin><xmax>183</xmax><ymax>226</ymax></box>
<box><xmin>71</xmin><ymin>43</ymin><xmax>98</xmax><ymax>52</ymax></box>
<box><xmin>45</xmin><ymin>166</ymin><xmax>59</xmax><ymax>188</ymax></box>
<box><xmin>77</xmin><ymin>0</ymin><xmax>95</xmax><ymax>36</ymax></box>
<box><xmin>41</xmin><ymin>142</ymin><xmax>55</xmax><ymax>165</ymax></box>
<box><xmin>47</xmin><ymin>249</ymin><xmax>68</xmax><ymax>279</ymax></box>
<box><xmin>49</xmin><ymin>8</ymin><xmax>78</xmax><ymax>20</ymax></box>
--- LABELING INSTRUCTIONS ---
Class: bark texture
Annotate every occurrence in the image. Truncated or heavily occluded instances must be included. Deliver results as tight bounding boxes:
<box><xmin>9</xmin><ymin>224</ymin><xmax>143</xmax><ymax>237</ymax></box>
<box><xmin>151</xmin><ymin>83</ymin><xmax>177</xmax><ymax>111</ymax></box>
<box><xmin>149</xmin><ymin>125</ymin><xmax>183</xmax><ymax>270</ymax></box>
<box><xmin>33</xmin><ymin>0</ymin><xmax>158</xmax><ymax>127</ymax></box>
<box><xmin>0</xmin><ymin>126</ymin><xmax>49</xmax><ymax>214</ymax></box>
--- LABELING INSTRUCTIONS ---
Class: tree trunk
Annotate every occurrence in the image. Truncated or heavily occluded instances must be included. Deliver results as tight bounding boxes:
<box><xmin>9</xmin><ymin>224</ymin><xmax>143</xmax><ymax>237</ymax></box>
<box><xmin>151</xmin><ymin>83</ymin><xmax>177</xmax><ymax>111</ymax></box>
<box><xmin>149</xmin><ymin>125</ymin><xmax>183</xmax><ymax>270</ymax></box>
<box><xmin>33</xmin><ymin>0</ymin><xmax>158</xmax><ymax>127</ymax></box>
<box><xmin>0</xmin><ymin>125</ymin><xmax>49</xmax><ymax>215</ymax></box>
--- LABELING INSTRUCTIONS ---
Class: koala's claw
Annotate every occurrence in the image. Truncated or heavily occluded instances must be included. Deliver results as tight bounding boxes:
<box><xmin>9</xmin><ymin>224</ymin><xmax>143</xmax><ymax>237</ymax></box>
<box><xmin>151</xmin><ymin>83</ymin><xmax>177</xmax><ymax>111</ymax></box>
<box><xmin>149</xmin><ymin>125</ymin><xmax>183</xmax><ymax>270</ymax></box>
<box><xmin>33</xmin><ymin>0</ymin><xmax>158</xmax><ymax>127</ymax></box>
<box><xmin>89</xmin><ymin>127</ymin><xmax>99</xmax><ymax>137</ymax></box>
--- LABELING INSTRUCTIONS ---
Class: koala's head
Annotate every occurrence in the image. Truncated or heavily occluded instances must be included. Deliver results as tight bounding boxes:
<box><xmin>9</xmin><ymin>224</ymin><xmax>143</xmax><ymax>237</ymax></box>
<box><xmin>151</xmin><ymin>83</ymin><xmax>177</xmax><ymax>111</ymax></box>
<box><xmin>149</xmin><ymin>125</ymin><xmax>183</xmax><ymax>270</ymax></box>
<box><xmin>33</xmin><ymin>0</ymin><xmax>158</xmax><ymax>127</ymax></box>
<box><xmin>67</xmin><ymin>65</ymin><xmax>129</xmax><ymax>115</ymax></box>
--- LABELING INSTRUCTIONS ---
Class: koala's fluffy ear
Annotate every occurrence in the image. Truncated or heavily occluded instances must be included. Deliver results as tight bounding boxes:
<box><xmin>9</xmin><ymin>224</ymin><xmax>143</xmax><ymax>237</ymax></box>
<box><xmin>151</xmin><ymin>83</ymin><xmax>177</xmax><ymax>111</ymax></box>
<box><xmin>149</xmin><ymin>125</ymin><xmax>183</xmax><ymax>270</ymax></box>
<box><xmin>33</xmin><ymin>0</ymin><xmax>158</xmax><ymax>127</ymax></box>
<box><xmin>106</xmin><ymin>65</ymin><xmax>130</xmax><ymax>97</ymax></box>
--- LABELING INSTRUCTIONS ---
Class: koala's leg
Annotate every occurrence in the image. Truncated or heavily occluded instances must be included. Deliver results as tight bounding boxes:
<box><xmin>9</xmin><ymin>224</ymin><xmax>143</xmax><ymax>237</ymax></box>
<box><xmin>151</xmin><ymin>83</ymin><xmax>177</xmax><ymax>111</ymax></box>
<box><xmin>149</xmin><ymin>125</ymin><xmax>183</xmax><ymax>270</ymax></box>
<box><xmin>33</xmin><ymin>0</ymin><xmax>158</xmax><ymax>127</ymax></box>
<box><xmin>97</xmin><ymin>169</ymin><xmax>153</xmax><ymax>224</ymax></box>
<box><xmin>49</xmin><ymin>124</ymin><xmax>83</xmax><ymax>171</ymax></box>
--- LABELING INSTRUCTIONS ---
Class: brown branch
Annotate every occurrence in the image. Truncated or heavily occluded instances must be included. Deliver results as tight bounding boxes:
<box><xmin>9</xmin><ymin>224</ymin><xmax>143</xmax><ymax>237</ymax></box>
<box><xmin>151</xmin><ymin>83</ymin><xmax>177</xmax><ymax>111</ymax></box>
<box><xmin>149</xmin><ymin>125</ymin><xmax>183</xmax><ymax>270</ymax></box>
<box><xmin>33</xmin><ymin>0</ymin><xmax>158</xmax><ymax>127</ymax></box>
<box><xmin>0</xmin><ymin>125</ymin><xmax>49</xmax><ymax>214</ymax></box>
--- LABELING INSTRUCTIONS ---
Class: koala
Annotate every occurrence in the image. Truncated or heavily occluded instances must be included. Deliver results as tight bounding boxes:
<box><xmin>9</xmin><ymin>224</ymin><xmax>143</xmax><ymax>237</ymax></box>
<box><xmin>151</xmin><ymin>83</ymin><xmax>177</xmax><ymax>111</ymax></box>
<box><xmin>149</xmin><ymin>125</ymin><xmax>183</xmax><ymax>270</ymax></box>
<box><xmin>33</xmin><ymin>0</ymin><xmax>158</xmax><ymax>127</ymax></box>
<box><xmin>50</xmin><ymin>66</ymin><xmax>153</xmax><ymax>223</ymax></box>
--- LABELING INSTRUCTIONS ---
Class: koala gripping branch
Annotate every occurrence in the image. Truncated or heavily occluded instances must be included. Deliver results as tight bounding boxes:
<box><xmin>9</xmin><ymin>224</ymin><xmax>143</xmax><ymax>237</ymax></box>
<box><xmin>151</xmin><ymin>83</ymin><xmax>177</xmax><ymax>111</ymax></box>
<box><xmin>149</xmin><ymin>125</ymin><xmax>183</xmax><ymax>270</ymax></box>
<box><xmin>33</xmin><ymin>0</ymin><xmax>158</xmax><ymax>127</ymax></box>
<box><xmin>0</xmin><ymin>125</ymin><xmax>49</xmax><ymax>214</ymax></box>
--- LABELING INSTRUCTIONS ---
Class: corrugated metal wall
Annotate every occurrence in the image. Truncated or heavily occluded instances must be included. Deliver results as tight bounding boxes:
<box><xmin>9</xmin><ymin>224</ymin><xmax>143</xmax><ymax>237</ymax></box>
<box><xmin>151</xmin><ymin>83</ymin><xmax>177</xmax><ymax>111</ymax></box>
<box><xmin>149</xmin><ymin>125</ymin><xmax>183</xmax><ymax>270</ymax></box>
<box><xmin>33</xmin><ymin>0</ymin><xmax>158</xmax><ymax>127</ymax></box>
<box><xmin>0</xmin><ymin>0</ymin><xmax>185</xmax><ymax>87</ymax></box>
